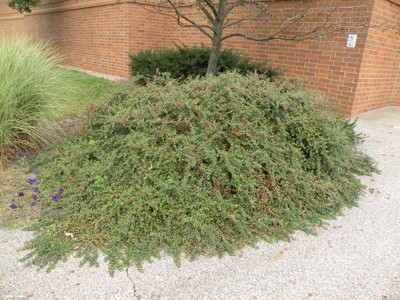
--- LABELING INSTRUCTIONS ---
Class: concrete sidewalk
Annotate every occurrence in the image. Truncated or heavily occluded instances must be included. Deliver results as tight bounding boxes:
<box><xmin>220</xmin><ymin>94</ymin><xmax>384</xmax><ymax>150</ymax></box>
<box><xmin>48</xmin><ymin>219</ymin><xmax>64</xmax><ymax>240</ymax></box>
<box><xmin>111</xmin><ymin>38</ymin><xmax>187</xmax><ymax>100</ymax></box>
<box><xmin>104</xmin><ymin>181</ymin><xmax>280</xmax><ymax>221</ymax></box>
<box><xmin>357</xmin><ymin>106</ymin><xmax>400</xmax><ymax>128</ymax></box>
<box><xmin>1</xmin><ymin>107</ymin><xmax>400</xmax><ymax>300</ymax></box>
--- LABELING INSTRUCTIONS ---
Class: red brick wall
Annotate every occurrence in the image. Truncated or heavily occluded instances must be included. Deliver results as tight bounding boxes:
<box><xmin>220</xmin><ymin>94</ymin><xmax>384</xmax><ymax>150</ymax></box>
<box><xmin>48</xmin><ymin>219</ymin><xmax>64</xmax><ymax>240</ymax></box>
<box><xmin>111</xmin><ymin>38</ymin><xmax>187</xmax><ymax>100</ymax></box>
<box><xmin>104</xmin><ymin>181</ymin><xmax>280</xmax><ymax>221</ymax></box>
<box><xmin>0</xmin><ymin>0</ymin><xmax>132</xmax><ymax>77</ymax></box>
<box><xmin>0</xmin><ymin>4</ymin><xmax>25</xmax><ymax>36</ymax></box>
<box><xmin>1</xmin><ymin>0</ymin><xmax>398</xmax><ymax>115</ymax></box>
<box><xmin>352</xmin><ymin>0</ymin><xmax>400</xmax><ymax>114</ymax></box>
<box><xmin>30</xmin><ymin>2</ymin><xmax>132</xmax><ymax>77</ymax></box>
<box><xmin>128</xmin><ymin>4</ymin><xmax>175</xmax><ymax>55</ymax></box>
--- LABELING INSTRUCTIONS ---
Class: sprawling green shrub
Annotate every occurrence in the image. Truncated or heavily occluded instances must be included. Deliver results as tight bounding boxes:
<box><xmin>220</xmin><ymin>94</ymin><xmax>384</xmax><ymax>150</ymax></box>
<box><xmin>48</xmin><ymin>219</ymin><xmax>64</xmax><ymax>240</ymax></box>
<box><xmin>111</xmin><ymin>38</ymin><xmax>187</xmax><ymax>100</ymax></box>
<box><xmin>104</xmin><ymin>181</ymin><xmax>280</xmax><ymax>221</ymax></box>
<box><xmin>23</xmin><ymin>73</ymin><xmax>374</xmax><ymax>273</ymax></box>
<box><xmin>129</xmin><ymin>45</ymin><xmax>278</xmax><ymax>84</ymax></box>
<box><xmin>0</xmin><ymin>38</ymin><xmax>72</xmax><ymax>165</ymax></box>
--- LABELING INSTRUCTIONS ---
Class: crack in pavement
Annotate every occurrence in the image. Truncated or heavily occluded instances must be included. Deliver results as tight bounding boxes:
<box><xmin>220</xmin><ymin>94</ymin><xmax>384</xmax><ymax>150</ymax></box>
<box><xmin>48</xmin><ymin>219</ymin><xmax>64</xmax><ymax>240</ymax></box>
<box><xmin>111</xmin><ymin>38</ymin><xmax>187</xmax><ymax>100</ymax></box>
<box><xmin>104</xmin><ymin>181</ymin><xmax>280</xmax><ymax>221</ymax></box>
<box><xmin>125</xmin><ymin>268</ymin><xmax>141</xmax><ymax>300</ymax></box>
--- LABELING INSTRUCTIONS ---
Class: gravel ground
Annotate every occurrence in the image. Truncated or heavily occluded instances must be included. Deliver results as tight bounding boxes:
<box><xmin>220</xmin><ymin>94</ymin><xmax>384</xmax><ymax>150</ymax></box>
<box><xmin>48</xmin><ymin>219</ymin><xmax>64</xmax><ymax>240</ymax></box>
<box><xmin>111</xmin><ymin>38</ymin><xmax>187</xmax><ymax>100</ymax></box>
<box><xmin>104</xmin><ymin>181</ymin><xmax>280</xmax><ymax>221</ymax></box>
<box><xmin>0</xmin><ymin>119</ymin><xmax>399</xmax><ymax>300</ymax></box>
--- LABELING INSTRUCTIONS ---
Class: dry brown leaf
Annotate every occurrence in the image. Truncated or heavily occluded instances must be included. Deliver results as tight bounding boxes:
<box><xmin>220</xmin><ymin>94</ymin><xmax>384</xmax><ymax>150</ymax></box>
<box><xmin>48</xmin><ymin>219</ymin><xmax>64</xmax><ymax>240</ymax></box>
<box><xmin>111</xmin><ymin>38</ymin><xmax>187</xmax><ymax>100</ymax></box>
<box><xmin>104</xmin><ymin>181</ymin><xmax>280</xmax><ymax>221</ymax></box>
<box><xmin>273</xmin><ymin>247</ymin><xmax>288</xmax><ymax>259</ymax></box>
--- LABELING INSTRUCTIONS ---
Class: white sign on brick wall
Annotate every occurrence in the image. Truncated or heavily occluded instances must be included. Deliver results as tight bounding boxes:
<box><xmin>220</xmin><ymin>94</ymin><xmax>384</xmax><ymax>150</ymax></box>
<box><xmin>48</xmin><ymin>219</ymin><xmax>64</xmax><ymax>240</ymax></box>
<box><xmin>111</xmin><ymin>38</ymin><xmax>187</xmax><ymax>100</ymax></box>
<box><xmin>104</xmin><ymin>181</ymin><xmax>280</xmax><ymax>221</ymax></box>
<box><xmin>347</xmin><ymin>34</ymin><xmax>358</xmax><ymax>48</ymax></box>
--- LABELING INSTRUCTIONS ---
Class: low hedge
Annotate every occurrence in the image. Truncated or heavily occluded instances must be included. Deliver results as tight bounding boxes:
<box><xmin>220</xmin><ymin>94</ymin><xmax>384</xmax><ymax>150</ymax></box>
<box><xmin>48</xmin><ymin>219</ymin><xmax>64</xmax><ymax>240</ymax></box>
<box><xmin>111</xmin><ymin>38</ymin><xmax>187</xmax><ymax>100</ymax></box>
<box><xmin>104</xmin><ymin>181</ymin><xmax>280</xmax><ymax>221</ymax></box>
<box><xmin>129</xmin><ymin>45</ymin><xmax>278</xmax><ymax>83</ymax></box>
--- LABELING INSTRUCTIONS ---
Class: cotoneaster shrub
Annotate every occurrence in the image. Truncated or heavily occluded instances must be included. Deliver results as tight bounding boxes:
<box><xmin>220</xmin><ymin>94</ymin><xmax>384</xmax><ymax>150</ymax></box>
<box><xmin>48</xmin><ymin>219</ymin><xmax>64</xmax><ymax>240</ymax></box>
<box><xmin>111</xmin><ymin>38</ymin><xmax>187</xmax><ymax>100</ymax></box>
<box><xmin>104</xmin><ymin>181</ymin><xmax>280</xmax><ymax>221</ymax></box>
<box><xmin>23</xmin><ymin>72</ymin><xmax>374</xmax><ymax>274</ymax></box>
<box><xmin>0</xmin><ymin>38</ymin><xmax>72</xmax><ymax>166</ymax></box>
<box><xmin>129</xmin><ymin>45</ymin><xmax>278</xmax><ymax>84</ymax></box>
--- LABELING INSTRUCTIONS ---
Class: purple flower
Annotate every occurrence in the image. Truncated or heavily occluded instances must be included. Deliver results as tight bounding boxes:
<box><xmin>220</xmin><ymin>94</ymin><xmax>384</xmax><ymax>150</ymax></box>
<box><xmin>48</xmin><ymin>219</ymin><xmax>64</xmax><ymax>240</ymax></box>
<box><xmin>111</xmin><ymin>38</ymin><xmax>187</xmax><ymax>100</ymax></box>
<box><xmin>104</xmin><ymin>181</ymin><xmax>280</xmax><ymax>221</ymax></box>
<box><xmin>35</xmin><ymin>169</ymin><xmax>40</xmax><ymax>176</ymax></box>
<box><xmin>9</xmin><ymin>203</ymin><xmax>17</xmax><ymax>209</ymax></box>
<box><xmin>18</xmin><ymin>192</ymin><xmax>24</xmax><ymax>197</ymax></box>
<box><xmin>23</xmin><ymin>153</ymin><xmax>31</xmax><ymax>159</ymax></box>
<box><xmin>33</xmin><ymin>187</ymin><xmax>40</xmax><ymax>193</ymax></box>
<box><xmin>28</xmin><ymin>178</ymin><xmax>36</xmax><ymax>185</ymax></box>
<box><xmin>32</xmin><ymin>194</ymin><xmax>38</xmax><ymax>201</ymax></box>
<box><xmin>52</xmin><ymin>194</ymin><xmax>60</xmax><ymax>202</ymax></box>
<box><xmin>58</xmin><ymin>188</ymin><xmax>64</xmax><ymax>194</ymax></box>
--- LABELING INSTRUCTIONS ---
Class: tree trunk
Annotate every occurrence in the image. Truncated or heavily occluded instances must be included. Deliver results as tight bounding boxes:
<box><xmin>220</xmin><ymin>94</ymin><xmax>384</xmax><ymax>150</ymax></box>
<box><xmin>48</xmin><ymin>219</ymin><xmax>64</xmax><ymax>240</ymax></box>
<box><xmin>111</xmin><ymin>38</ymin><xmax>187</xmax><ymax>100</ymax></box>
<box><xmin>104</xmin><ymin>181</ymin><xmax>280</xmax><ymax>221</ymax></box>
<box><xmin>206</xmin><ymin>3</ymin><xmax>226</xmax><ymax>76</ymax></box>
<box><xmin>206</xmin><ymin>30</ymin><xmax>223</xmax><ymax>75</ymax></box>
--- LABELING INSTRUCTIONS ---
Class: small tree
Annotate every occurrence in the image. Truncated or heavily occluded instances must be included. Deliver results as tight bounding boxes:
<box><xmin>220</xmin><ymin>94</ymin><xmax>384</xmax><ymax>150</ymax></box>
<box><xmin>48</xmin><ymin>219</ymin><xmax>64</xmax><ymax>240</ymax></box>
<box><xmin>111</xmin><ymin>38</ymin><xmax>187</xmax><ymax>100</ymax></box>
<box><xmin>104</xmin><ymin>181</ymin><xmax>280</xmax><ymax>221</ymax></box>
<box><xmin>9</xmin><ymin>0</ymin><xmax>373</xmax><ymax>75</ymax></box>
<box><xmin>146</xmin><ymin>0</ymin><xmax>373</xmax><ymax>74</ymax></box>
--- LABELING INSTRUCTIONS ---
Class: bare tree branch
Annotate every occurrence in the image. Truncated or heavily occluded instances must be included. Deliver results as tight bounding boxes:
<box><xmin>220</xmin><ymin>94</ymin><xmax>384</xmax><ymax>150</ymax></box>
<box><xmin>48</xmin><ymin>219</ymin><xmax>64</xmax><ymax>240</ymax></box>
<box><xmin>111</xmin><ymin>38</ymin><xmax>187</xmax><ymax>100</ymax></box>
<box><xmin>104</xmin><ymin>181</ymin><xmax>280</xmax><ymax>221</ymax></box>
<box><xmin>202</xmin><ymin>0</ymin><xmax>218</xmax><ymax>17</ymax></box>
<box><xmin>165</xmin><ymin>0</ymin><xmax>215</xmax><ymax>38</ymax></box>
<box><xmin>197</xmin><ymin>1</ymin><xmax>216</xmax><ymax>23</ymax></box>
<box><xmin>223</xmin><ymin>16</ymin><xmax>251</xmax><ymax>29</ymax></box>
<box><xmin>221</xmin><ymin>1</ymin><xmax>343</xmax><ymax>42</ymax></box>
<box><xmin>225</xmin><ymin>0</ymin><xmax>246</xmax><ymax>16</ymax></box>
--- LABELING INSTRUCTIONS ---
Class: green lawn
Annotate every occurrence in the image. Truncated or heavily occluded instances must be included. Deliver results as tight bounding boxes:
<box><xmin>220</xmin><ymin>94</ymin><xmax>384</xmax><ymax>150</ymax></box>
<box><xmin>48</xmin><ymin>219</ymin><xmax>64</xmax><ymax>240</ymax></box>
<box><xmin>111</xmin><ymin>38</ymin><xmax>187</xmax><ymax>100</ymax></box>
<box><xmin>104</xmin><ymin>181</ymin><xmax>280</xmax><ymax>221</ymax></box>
<box><xmin>60</xmin><ymin>68</ymin><xmax>124</xmax><ymax>116</ymax></box>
